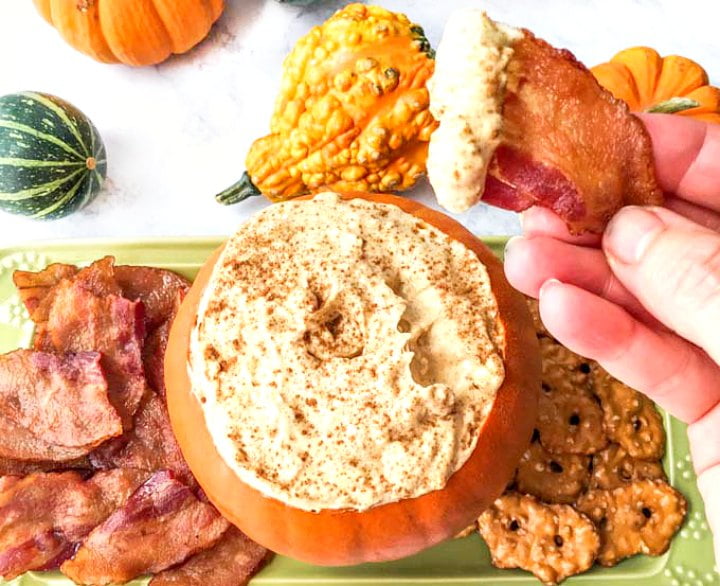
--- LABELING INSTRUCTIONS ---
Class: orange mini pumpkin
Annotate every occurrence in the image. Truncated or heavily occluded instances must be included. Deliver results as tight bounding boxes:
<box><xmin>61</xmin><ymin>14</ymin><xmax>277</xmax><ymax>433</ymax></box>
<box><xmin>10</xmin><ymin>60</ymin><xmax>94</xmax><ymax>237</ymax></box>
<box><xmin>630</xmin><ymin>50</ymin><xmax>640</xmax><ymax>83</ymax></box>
<box><xmin>165</xmin><ymin>193</ymin><xmax>540</xmax><ymax>565</ymax></box>
<box><xmin>33</xmin><ymin>0</ymin><xmax>224</xmax><ymax>66</ymax></box>
<box><xmin>591</xmin><ymin>47</ymin><xmax>720</xmax><ymax>124</ymax></box>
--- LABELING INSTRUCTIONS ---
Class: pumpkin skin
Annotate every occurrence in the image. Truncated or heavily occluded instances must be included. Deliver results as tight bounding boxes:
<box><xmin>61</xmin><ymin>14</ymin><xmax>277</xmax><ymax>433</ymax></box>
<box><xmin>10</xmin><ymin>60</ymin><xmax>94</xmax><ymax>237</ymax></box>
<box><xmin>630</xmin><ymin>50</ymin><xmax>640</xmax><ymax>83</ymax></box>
<box><xmin>591</xmin><ymin>47</ymin><xmax>720</xmax><ymax>124</ymax></box>
<box><xmin>165</xmin><ymin>193</ymin><xmax>540</xmax><ymax>566</ymax></box>
<box><xmin>33</xmin><ymin>0</ymin><xmax>224</xmax><ymax>67</ymax></box>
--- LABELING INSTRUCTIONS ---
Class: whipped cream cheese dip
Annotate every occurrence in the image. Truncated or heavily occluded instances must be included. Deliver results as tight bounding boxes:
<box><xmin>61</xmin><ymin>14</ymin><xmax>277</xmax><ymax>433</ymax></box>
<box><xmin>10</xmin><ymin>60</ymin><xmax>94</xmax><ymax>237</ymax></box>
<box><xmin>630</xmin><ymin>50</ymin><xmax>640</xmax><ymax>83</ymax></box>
<box><xmin>189</xmin><ymin>193</ymin><xmax>505</xmax><ymax>511</ymax></box>
<box><xmin>427</xmin><ymin>9</ymin><xmax>522</xmax><ymax>213</ymax></box>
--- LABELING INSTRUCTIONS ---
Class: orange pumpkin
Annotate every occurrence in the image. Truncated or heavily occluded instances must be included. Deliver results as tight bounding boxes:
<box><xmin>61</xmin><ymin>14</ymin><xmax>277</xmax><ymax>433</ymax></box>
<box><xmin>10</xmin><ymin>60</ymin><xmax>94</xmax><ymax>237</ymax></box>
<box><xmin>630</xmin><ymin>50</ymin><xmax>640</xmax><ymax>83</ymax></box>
<box><xmin>165</xmin><ymin>193</ymin><xmax>540</xmax><ymax>565</ymax></box>
<box><xmin>33</xmin><ymin>0</ymin><xmax>224</xmax><ymax>66</ymax></box>
<box><xmin>591</xmin><ymin>47</ymin><xmax>720</xmax><ymax>124</ymax></box>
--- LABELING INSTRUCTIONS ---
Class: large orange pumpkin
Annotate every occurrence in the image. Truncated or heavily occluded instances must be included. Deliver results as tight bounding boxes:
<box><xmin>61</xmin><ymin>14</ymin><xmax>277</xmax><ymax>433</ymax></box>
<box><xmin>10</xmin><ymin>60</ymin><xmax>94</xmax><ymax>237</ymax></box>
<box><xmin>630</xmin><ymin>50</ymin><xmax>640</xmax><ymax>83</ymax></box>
<box><xmin>591</xmin><ymin>47</ymin><xmax>720</xmax><ymax>124</ymax></box>
<box><xmin>33</xmin><ymin>0</ymin><xmax>224</xmax><ymax>66</ymax></box>
<box><xmin>165</xmin><ymin>193</ymin><xmax>540</xmax><ymax>565</ymax></box>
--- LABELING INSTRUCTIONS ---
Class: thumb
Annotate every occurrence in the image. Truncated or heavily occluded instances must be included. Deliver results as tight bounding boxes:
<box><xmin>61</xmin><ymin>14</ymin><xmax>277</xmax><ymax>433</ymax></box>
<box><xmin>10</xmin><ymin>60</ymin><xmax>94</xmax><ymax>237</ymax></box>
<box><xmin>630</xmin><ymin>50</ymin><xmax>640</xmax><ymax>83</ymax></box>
<box><xmin>602</xmin><ymin>206</ymin><xmax>720</xmax><ymax>368</ymax></box>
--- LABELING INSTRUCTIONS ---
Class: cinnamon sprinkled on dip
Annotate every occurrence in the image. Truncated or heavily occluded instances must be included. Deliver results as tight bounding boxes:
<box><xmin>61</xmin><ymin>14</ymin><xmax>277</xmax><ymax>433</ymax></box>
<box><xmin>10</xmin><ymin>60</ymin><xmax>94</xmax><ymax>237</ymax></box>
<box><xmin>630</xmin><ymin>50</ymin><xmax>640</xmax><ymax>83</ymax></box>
<box><xmin>189</xmin><ymin>193</ymin><xmax>505</xmax><ymax>512</ymax></box>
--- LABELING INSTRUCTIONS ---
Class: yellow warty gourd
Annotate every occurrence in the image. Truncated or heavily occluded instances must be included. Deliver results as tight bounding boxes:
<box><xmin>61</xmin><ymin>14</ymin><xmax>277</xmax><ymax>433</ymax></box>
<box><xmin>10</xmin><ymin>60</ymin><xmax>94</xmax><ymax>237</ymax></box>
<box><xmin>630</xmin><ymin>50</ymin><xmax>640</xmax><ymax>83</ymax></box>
<box><xmin>217</xmin><ymin>4</ymin><xmax>438</xmax><ymax>205</ymax></box>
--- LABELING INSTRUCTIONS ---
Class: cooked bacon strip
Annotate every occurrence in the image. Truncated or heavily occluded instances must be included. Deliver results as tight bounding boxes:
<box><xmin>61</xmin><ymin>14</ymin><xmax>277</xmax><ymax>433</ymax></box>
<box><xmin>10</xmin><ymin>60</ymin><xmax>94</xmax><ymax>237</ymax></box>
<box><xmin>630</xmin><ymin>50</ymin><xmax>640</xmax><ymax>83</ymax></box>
<box><xmin>144</xmin><ymin>290</ymin><xmax>185</xmax><ymax>397</ymax></box>
<box><xmin>484</xmin><ymin>31</ymin><xmax>662</xmax><ymax>233</ymax></box>
<box><xmin>0</xmin><ymin>351</ymin><xmax>122</xmax><ymax>461</ymax></box>
<box><xmin>114</xmin><ymin>266</ymin><xmax>190</xmax><ymax>331</ymax></box>
<box><xmin>16</xmin><ymin>260</ymin><xmax>188</xmax><ymax>335</ymax></box>
<box><xmin>13</xmin><ymin>263</ymin><xmax>77</xmax><ymax>316</ymax></box>
<box><xmin>144</xmin><ymin>316</ymin><xmax>173</xmax><ymax>396</ymax></box>
<box><xmin>42</xmin><ymin>283</ymin><xmax>148</xmax><ymax>428</ymax></box>
<box><xmin>90</xmin><ymin>394</ymin><xmax>195</xmax><ymax>487</ymax></box>
<box><xmin>150</xmin><ymin>527</ymin><xmax>271</xmax><ymax>586</ymax></box>
<box><xmin>0</xmin><ymin>420</ymin><xmax>92</xmax><ymax>463</ymax></box>
<box><xmin>115</xmin><ymin>267</ymin><xmax>188</xmax><ymax>395</ymax></box>
<box><xmin>61</xmin><ymin>471</ymin><xmax>229</xmax><ymax>585</ymax></box>
<box><xmin>88</xmin><ymin>468</ymin><xmax>152</xmax><ymax>509</ymax></box>
<box><xmin>0</xmin><ymin>469</ymin><xmax>147</xmax><ymax>580</ymax></box>
<box><xmin>17</xmin><ymin>260</ymin><xmax>188</xmax><ymax>397</ymax></box>
<box><xmin>0</xmin><ymin>457</ymin><xmax>90</xmax><ymax>476</ymax></box>
<box><xmin>15</xmin><ymin>258</ymin><xmax>120</xmax><ymax>350</ymax></box>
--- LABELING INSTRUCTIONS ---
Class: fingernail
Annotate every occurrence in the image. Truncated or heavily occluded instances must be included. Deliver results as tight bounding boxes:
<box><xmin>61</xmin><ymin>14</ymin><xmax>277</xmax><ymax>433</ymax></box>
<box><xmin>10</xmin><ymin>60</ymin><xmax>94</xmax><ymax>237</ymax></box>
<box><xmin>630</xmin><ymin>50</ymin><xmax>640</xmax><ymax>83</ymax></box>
<box><xmin>604</xmin><ymin>206</ymin><xmax>665</xmax><ymax>264</ymax></box>
<box><xmin>504</xmin><ymin>235</ymin><xmax>523</xmax><ymax>260</ymax></box>
<box><xmin>539</xmin><ymin>278</ymin><xmax>563</xmax><ymax>297</ymax></box>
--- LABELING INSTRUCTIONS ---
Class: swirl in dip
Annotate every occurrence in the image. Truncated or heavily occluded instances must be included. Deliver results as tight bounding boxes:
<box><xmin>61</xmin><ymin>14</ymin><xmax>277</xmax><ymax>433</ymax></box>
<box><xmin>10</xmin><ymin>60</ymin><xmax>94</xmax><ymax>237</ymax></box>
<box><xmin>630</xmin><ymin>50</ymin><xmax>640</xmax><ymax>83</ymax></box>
<box><xmin>189</xmin><ymin>193</ymin><xmax>505</xmax><ymax>512</ymax></box>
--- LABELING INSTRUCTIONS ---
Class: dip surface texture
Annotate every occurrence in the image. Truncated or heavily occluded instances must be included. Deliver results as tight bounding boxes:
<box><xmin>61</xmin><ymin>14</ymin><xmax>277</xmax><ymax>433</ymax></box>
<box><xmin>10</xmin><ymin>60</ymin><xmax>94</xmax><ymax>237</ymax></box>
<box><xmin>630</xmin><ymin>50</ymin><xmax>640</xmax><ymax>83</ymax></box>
<box><xmin>189</xmin><ymin>193</ymin><xmax>505</xmax><ymax>511</ymax></box>
<box><xmin>427</xmin><ymin>10</ymin><xmax>521</xmax><ymax>214</ymax></box>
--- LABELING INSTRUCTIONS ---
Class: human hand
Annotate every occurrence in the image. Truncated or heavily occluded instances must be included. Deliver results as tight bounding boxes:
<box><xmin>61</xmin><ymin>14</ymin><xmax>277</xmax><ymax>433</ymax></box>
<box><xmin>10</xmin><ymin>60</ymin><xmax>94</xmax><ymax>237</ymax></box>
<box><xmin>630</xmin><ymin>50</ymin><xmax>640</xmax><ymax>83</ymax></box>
<box><xmin>503</xmin><ymin>114</ymin><xmax>720</xmax><ymax>566</ymax></box>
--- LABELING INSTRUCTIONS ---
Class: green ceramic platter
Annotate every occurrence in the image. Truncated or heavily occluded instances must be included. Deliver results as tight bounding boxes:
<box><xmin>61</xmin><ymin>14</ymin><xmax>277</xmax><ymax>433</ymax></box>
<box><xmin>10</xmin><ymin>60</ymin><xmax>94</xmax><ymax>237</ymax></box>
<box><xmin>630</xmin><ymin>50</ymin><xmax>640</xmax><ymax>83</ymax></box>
<box><xmin>0</xmin><ymin>236</ymin><xmax>717</xmax><ymax>586</ymax></box>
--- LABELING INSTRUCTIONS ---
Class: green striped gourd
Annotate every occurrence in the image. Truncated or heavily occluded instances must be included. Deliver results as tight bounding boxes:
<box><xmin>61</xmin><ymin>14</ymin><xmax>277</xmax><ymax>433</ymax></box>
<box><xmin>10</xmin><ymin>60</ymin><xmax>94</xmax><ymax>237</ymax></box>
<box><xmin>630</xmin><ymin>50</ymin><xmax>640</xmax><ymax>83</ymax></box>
<box><xmin>0</xmin><ymin>92</ymin><xmax>107</xmax><ymax>220</ymax></box>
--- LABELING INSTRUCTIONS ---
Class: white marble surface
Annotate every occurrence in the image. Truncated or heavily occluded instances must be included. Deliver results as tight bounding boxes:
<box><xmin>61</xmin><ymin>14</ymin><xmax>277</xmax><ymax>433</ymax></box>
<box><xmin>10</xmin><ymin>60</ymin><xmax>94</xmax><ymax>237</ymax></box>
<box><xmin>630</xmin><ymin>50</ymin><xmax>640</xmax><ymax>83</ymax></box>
<box><xmin>0</xmin><ymin>0</ymin><xmax>718</xmax><ymax>246</ymax></box>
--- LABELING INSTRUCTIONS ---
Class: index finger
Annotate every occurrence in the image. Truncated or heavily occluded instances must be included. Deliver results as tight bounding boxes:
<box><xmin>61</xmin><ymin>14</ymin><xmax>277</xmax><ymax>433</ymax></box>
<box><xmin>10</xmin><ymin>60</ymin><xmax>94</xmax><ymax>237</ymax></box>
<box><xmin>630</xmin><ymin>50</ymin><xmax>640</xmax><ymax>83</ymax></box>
<box><xmin>538</xmin><ymin>279</ymin><xmax>720</xmax><ymax>424</ymax></box>
<box><xmin>639</xmin><ymin>113</ymin><xmax>720</xmax><ymax>212</ymax></box>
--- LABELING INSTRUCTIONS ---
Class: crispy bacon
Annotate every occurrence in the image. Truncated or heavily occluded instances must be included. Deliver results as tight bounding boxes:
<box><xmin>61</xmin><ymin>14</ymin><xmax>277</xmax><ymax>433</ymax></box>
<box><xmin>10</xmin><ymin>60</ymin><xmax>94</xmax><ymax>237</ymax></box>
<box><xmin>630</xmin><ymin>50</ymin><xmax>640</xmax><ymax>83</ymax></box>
<box><xmin>0</xmin><ymin>457</ymin><xmax>90</xmax><ymax>476</ymax></box>
<box><xmin>0</xmin><ymin>469</ymin><xmax>147</xmax><ymax>580</ymax></box>
<box><xmin>144</xmin><ymin>317</ymin><xmax>173</xmax><ymax>397</ymax></box>
<box><xmin>0</xmin><ymin>351</ymin><xmax>122</xmax><ymax>461</ymax></box>
<box><xmin>150</xmin><ymin>527</ymin><xmax>271</xmax><ymax>586</ymax></box>
<box><xmin>61</xmin><ymin>471</ymin><xmax>229</xmax><ymax>585</ymax></box>
<box><xmin>483</xmin><ymin>32</ymin><xmax>663</xmax><ymax>233</ymax></box>
<box><xmin>87</xmin><ymin>468</ymin><xmax>152</xmax><ymax>510</ymax></box>
<box><xmin>114</xmin><ymin>267</ymin><xmax>188</xmax><ymax>395</ymax></box>
<box><xmin>90</xmin><ymin>394</ymin><xmax>194</xmax><ymax>487</ymax></box>
<box><xmin>42</xmin><ymin>284</ymin><xmax>148</xmax><ymax>428</ymax></box>
<box><xmin>114</xmin><ymin>266</ymin><xmax>190</xmax><ymax>331</ymax></box>
<box><xmin>17</xmin><ymin>258</ymin><xmax>120</xmax><ymax>349</ymax></box>
<box><xmin>15</xmin><ymin>258</ymin><xmax>190</xmax><ymax>335</ymax></box>
<box><xmin>13</xmin><ymin>263</ymin><xmax>78</xmax><ymax>316</ymax></box>
<box><xmin>16</xmin><ymin>260</ymin><xmax>188</xmax><ymax>398</ymax></box>
<box><xmin>145</xmin><ymin>291</ymin><xmax>185</xmax><ymax>397</ymax></box>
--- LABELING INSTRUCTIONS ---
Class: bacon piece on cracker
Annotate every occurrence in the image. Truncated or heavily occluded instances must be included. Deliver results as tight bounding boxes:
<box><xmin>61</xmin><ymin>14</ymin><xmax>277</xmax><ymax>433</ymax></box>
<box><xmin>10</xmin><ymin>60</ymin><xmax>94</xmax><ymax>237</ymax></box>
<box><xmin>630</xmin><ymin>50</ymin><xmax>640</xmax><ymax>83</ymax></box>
<box><xmin>61</xmin><ymin>471</ymin><xmax>229</xmax><ymax>585</ymax></box>
<box><xmin>0</xmin><ymin>351</ymin><xmax>122</xmax><ymax>462</ymax></box>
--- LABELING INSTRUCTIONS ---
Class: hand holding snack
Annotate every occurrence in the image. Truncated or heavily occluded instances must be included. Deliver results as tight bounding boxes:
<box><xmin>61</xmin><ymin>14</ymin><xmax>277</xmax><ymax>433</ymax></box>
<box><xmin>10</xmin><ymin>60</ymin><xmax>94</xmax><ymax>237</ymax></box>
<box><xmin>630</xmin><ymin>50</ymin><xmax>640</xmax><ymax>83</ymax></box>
<box><xmin>504</xmin><ymin>113</ymin><xmax>720</xmax><ymax>565</ymax></box>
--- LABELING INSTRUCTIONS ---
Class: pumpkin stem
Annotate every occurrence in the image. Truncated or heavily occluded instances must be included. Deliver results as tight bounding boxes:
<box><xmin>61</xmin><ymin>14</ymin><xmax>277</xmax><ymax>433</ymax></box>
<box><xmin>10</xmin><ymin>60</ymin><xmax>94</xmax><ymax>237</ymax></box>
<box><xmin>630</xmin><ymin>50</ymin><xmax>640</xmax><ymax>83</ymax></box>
<box><xmin>85</xmin><ymin>157</ymin><xmax>96</xmax><ymax>170</ymax></box>
<box><xmin>645</xmin><ymin>97</ymin><xmax>700</xmax><ymax>114</ymax></box>
<box><xmin>215</xmin><ymin>172</ymin><xmax>262</xmax><ymax>205</ymax></box>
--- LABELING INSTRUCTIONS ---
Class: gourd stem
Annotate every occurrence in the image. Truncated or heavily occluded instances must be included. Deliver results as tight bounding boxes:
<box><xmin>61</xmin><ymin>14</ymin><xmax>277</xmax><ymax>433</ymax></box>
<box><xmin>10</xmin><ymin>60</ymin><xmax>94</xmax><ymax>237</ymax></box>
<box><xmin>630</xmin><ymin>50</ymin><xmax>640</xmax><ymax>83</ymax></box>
<box><xmin>645</xmin><ymin>97</ymin><xmax>700</xmax><ymax>114</ymax></box>
<box><xmin>215</xmin><ymin>172</ymin><xmax>262</xmax><ymax>205</ymax></box>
